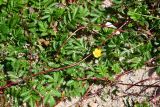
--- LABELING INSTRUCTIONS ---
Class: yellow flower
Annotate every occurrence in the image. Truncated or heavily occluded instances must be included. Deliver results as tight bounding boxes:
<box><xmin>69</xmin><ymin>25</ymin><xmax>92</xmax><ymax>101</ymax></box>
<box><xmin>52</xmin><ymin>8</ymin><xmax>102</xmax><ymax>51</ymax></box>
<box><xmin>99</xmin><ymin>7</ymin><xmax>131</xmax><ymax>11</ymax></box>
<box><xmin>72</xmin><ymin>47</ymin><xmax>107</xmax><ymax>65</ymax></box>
<box><xmin>93</xmin><ymin>48</ymin><xmax>102</xmax><ymax>58</ymax></box>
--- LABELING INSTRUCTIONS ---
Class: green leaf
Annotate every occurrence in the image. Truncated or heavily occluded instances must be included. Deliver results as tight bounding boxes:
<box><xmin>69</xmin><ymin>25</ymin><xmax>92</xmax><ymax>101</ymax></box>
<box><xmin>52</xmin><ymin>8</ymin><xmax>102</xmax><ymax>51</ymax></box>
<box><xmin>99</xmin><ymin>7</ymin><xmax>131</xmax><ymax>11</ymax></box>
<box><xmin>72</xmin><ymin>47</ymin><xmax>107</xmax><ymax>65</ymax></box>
<box><xmin>52</xmin><ymin>89</ymin><xmax>61</xmax><ymax>97</ymax></box>
<box><xmin>72</xmin><ymin>7</ymin><xmax>78</xmax><ymax>19</ymax></box>
<box><xmin>66</xmin><ymin>80</ymin><xmax>74</xmax><ymax>86</ymax></box>
<box><xmin>44</xmin><ymin>94</ymin><xmax>50</xmax><ymax>105</ymax></box>
<box><xmin>21</xmin><ymin>90</ymin><xmax>31</xmax><ymax>97</ymax></box>
<box><xmin>0</xmin><ymin>0</ymin><xmax>4</xmax><ymax>6</ymax></box>
<box><xmin>68</xmin><ymin>11</ymin><xmax>72</xmax><ymax>21</ymax></box>
<box><xmin>44</xmin><ymin>94</ymin><xmax>55</xmax><ymax>106</ymax></box>
<box><xmin>23</xmin><ymin>95</ymin><xmax>31</xmax><ymax>102</ymax></box>
<box><xmin>49</xmin><ymin>97</ymin><xmax>55</xmax><ymax>107</ymax></box>
<box><xmin>0</xmin><ymin>23</ymin><xmax>10</xmax><ymax>34</ymax></box>
<box><xmin>112</xmin><ymin>63</ymin><xmax>121</xmax><ymax>73</ymax></box>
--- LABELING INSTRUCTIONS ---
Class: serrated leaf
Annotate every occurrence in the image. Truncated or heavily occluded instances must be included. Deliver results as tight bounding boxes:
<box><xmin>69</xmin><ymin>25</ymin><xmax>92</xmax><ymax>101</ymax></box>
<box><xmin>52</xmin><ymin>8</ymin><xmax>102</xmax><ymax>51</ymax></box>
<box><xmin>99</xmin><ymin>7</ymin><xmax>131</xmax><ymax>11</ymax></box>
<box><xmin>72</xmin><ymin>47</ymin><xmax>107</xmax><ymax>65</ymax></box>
<box><xmin>21</xmin><ymin>90</ymin><xmax>31</xmax><ymax>97</ymax></box>
<box><xmin>23</xmin><ymin>95</ymin><xmax>31</xmax><ymax>102</ymax></box>
<box><xmin>112</xmin><ymin>63</ymin><xmax>121</xmax><ymax>73</ymax></box>
<box><xmin>72</xmin><ymin>7</ymin><xmax>78</xmax><ymax>19</ymax></box>
<box><xmin>68</xmin><ymin>11</ymin><xmax>72</xmax><ymax>21</ymax></box>
<box><xmin>44</xmin><ymin>94</ymin><xmax>50</xmax><ymax>105</ymax></box>
<box><xmin>49</xmin><ymin>97</ymin><xmax>55</xmax><ymax>107</ymax></box>
<box><xmin>52</xmin><ymin>89</ymin><xmax>61</xmax><ymax>97</ymax></box>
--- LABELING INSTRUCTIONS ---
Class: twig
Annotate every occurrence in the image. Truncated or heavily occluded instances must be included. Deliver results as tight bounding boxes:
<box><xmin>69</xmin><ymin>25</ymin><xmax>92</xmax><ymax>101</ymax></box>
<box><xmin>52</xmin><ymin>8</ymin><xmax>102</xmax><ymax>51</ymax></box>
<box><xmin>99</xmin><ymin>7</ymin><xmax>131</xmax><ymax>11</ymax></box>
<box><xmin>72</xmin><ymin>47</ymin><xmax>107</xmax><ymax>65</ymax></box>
<box><xmin>115</xmin><ymin>70</ymin><xmax>133</xmax><ymax>80</ymax></box>
<box><xmin>75</xmin><ymin>83</ymin><xmax>94</xmax><ymax>106</ymax></box>
<box><xmin>118</xmin><ymin>92</ymin><xmax>153</xmax><ymax>98</ymax></box>
<box><xmin>76</xmin><ymin>77</ymin><xmax>109</xmax><ymax>81</ymax></box>
<box><xmin>31</xmin><ymin>53</ymin><xmax>91</xmax><ymax>77</ymax></box>
<box><xmin>76</xmin><ymin>77</ymin><xmax>113</xmax><ymax>85</ymax></box>
<box><xmin>150</xmin><ymin>93</ymin><xmax>160</xmax><ymax>104</ymax></box>
<box><xmin>107</xmin><ymin>20</ymin><xmax>129</xmax><ymax>39</ymax></box>
<box><xmin>0</xmin><ymin>54</ymin><xmax>92</xmax><ymax>91</ymax></box>
<box><xmin>55</xmin><ymin>26</ymin><xmax>86</xmax><ymax>57</ymax></box>
<box><xmin>117</xmin><ymin>82</ymin><xmax>160</xmax><ymax>88</ymax></box>
<box><xmin>138</xmin><ymin>81</ymin><xmax>160</xmax><ymax>95</ymax></box>
<box><xmin>100</xmin><ymin>20</ymin><xmax>130</xmax><ymax>46</ymax></box>
<box><xmin>125</xmin><ymin>77</ymin><xmax>160</xmax><ymax>91</ymax></box>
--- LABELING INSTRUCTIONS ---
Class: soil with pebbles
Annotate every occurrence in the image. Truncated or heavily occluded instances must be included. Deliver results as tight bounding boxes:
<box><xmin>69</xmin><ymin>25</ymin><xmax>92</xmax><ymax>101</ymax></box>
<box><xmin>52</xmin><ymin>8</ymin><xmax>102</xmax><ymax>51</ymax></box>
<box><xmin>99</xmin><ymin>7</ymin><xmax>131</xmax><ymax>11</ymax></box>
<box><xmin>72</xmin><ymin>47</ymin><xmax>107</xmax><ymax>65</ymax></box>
<box><xmin>56</xmin><ymin>67</ymin><xmax>160</xmax><ymax>107</ymax></box>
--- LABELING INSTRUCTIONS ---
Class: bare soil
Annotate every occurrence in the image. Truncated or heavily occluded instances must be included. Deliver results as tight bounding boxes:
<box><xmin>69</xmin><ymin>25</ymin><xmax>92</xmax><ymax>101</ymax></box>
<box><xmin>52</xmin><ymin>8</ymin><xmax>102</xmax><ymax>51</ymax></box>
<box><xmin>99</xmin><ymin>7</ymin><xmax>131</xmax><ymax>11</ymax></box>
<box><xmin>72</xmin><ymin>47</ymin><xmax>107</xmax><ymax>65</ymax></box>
<box><xmin>56</xmin><ymin>67</ymin><xmax>160</xmax><ymax>107</ymax></box>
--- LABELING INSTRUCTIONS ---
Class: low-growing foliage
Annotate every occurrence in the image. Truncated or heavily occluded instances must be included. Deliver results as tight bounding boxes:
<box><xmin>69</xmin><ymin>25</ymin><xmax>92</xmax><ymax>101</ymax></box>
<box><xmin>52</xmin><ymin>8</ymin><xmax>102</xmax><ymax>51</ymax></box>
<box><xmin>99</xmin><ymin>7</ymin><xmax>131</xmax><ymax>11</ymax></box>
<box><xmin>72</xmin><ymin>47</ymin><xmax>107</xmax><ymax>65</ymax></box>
<box><xmin>0</xmin><ymin>0</ymin><xmax>160</xmax><ymax>106</ymax></box>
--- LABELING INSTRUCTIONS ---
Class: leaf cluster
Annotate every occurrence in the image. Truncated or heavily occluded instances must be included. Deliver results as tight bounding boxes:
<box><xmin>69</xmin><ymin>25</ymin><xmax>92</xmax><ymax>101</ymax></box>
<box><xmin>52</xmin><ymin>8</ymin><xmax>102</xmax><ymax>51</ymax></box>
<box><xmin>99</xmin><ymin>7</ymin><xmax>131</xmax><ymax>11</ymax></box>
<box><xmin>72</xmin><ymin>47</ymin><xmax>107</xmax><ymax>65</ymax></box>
<box><xmin>0</xmin><ymin>0</ymin><xmax>160</xmax><ymax>106</ymax></box>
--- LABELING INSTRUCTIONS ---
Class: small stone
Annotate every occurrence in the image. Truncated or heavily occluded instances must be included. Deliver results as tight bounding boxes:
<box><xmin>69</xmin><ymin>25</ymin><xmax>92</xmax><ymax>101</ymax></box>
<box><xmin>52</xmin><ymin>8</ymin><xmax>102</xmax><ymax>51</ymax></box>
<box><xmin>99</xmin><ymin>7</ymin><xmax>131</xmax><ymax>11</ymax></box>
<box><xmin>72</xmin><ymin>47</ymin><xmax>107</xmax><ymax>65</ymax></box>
<box><xmin>88</xmin><ymin>102</ymin><xmax>98</xmax><ymax>107</ymax></box>
<box><xmin>102</xmin><ymin>0</ymin><xmax>113</xmax><ymax>8</ymax></box>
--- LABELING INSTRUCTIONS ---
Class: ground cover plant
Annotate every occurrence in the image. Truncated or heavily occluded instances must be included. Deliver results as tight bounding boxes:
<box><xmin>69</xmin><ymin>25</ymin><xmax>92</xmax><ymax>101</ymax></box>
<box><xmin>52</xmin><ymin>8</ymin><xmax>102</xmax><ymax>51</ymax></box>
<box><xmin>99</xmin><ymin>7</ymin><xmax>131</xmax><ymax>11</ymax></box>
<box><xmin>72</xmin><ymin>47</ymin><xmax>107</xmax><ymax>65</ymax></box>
<box><xmin>0</xmin><ymin>0</ymin><xmax>160</xmax><ymax>106</ymax></box>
